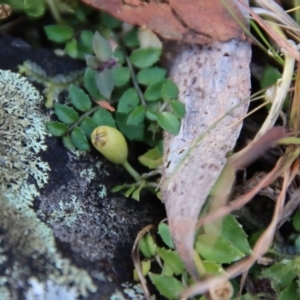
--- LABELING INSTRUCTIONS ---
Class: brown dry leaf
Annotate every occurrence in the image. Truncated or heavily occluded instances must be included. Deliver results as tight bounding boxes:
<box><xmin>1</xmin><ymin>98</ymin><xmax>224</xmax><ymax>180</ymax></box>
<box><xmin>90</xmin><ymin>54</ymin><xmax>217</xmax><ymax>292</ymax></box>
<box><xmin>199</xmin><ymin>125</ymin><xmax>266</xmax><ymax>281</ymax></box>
<box><xmin>162</xmin><ymin>36</ymin><xmax>251</xmax><ymax>279</ymax></box>
<box><xmin>80</xmin><ymin>0</ymin><xmax>246</xmax><ymax>44</ymax></box>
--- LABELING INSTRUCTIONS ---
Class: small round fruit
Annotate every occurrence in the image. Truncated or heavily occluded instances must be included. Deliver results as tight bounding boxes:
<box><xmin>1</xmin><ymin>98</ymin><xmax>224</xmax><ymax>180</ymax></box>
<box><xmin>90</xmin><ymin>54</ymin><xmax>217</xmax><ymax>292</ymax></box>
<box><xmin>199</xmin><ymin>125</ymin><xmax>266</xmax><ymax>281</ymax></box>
<box><xmin>91</xmin><ymin>126</ymin><xmax>128</xmax><ymax>165</ymax></box>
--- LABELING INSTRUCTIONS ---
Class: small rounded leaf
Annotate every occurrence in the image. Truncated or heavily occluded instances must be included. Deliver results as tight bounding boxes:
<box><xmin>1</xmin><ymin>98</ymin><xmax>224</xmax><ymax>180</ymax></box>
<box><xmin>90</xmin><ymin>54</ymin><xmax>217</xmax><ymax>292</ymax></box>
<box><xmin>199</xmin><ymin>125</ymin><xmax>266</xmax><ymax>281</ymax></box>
<box><xmin>69</xmin><ymin>84</ymin><xmax>92</xmax><ymax>112</ymax></box>
<box><xmin>137</xmin><ymin>67</ymin><xmax>167</xmax><ymax>85</ymax></box>
<box><xmin>71</xmin><ymin>127</ymin><xmax>90</xmax><ymax>151</ymax></box>
<box><xmin>80</xmin><ymin>117</ymin><xmax>98</xmax><ymax>138</ymax></box>
<box><xmin>127</xmin><ymin>105</ymin><xmax>146</xmax><ymax>125</ymax></box>
<box><xmin>116</xmin><ymin>113</ymin><xmax>145</xmax><ymax>141</ymax></box>
<box><xmin>170</xmin><ymin>100</ymin><xmax>186</xmax><ymax>119</ymax></box>
<box><xmin>123</xmin><ymin>27</ymin><xmax>139</xmax><ymax>48</ymax></box>
<box><xmin>111</xmin><ymin>66</ymin><xmax>130</xmax><ymax>87</ymax></box>
<box><xmin>62</xmin><ymin>135</ymin><xmax>75</xmax><ymax>150</ymax></box>
<box><xmin>156</xmin><ymin>247</ymin><xmax>185</xmax><ymax>275</ymax></box>
<box><xmin>92</xmin><ymin>31</ymin><xmax>112</xmax><ymax>62</ymax></box>
<box><xmin>96</xmin><ymin>68</ymin><xmax>114</xmax><ymax>99</ymax></box>
<box><xmin>65</xmin><ymin>39</ymin><xmax>78</xmax><ymax>58</ymax></box>
<box><xmin>144</xmin><ymin>80</ymin><xmax>164</xmax><ymax>101</ymax></box>
<box><xmin>44</xmin><ymin>25</ymin><xmax>74</xmax><ymax>43</ymax></box>
<box><xmin>293</xmin><ymin>210</ymin><xmax>300</xmax><ymax>232</ymax></box>
<box><xmin>46</xmin><ymin>121</ymin><xmax>68</xmax><ymax>137</ymax></box>
<box><xmin>138</xmin><ymin>27</ymin><xmax>162</xmax><ymax>49</ymax></box>
<box><xmin>158</xmin><ymin>223</ymin><xmax>175</xmax><ymax>249</ymax></box>
<box><xmin>100</xmin><ymin>11</ymin><xmax>122</xmax><ymax>29</ymax></box>
<box><xmin>156</xmin><ymin>112</ymin><xmax>181</xmax><ymax>135</ymax></box>
<box><xmin>54</xmin><ymin>103</ymin><xmax>79</xmax><ymax>125</ymax></box>
<box><xmin>148</xmin><ymin>273</ymin><xmax>184</xmax><ymax>300</ymax></box>
<box><xmin>92</xmin><ymin>108</ymin><xmax>116</xmax><ymax>128</ymax></box>
<box><xmin>130</xmin><ymin>48</ymin><xmax>162</xmax><ymax>69</ymax></box>
<box><xmin>117</xmin><ymin>88</ymin><xmax>139</xmax><ymax>113</ymax></box>
<box><xmin>162</xmin><ymin>79</ymin><xmax>179</xmax><ymax>101</ymax></box>
<box><xmin>84</xmin><ymin>67</ymin><xmax>102</xmax><ymax>99</ymax></box>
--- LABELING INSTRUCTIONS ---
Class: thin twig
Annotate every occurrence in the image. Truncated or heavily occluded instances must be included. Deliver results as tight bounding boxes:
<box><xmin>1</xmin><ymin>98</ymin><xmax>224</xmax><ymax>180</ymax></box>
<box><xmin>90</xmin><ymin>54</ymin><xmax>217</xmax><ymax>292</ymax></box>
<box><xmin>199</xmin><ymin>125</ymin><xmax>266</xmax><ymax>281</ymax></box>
<box><xmin>125</xmin><ymin>55</ymin><xmax>147</xmax><ymax>106</ymax></box>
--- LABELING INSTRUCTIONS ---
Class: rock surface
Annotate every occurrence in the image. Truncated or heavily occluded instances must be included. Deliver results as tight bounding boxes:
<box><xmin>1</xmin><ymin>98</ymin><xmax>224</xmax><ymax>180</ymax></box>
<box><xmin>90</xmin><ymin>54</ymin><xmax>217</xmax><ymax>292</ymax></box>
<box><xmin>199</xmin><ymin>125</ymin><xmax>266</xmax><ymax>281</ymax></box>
<box><xmin>0</xmin><ymin>32</ymin><xmax>164</xmax><ymax>300</ymax></box>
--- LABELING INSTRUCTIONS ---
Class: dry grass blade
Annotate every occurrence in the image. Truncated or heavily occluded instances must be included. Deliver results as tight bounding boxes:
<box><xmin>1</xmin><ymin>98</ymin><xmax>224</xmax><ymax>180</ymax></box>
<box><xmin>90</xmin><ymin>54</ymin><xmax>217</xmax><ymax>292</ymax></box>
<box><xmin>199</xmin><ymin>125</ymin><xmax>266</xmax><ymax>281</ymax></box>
<box><xmin>181</xmin><ymin>171</ymin><xmax>290</xmax><ymax>299</ymax></box>
<box><xmin>238</xmin><ymin>0</ymin><xmax>300</xmax><ymax>60</ymax></box>
<box><xmin>196</xmin><ymin>155</ymin><xmax>282</xmax><ymax>231</ymax></box>
<box><xmin>131</xmin><ymin>224</ymin><xmax>153</xmax><ymax>300</ymax></box>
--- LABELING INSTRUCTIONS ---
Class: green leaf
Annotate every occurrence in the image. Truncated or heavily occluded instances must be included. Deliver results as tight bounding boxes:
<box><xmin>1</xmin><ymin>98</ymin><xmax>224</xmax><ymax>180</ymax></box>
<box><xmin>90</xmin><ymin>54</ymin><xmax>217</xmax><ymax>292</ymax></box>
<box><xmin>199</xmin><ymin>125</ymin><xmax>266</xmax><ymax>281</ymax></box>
<box><xmin>112</xmin><ymin>67</ymin><xmax>130</xmax><ymax>87</ymax></box>
<box><xmin>133</xmin><ymin>260</ymin><xmax>151</xmax><ymax>280</ymax></box>
<box><xmin>144</xmin><ymin>80</ymin><xmax>164</xmax><ymax>101</ymax></box>
<box><xmin>116</xmin><ymin>113</ymin><xmax>144</xmax><ymax>141</ymax></box>
<box><xmin>62</xmin><ymin>135</ymin><xmax>75</xmax><ymax>150</ymax></box>
<box><xmin>100</xmin><ymin>11</ymin><xmax>122</xmax><ymax>29</ymax></box>
<box><xmin>65</xmin><ymin>39</ymin><xmax>78</xmax><ymax>59</ymax></box>
<box><xmin>170</xmin><ymin>100</ymin><xmax>186</xmax><ymax>119</ymax></box>
<box><xmin>80</xmin><ymin>117</ymin><xmax>98</xmax><ymax>138</ymax></box>
<box><xmin>204</xmin><ymin>214</ymin><xmax>252</xmax><ymax>256</ymax></box>
<box><xmin>44</xmin><ymin>25</ymin><xmax>74</xmax><ymax>43</ymax></box>
<box><xmin>130</xmin><ymin>48</ymin><xmax>162</xmax><ymax>68</ymax></box>
<box><xmin>158</xmin><ymin>223</ymin><xmax>174</xmax><ymax>249</ymax></box>
<box><xmin>96</xmin><ymin>69</ymin><xmax>114</xmax><ymax>99</ymax></box>
<box><xmin>92</xmin><ymin>31</ymin><xmax>112</xmax><ymax>62</ymax></box>
<box><xmin>139</xmin><ymin>234</ymin><xmax>156</xmax><ymax>258</ymax></box>
<box><xmin>92</xmin><ymin>108</ymin><xmax>116</xmax><ymax>128</ymax></box>
<box><xmin>111</xmin><ymin>184</ymin><xmax>127</xmax><ymax>192</ymax></box>
<box><xmin>123</xmin><ymin>27</ymin><xmax>139</xmax><ymax>48</ymax></box>
<box><xmin>156</xmin><ymin>112</ymin><xmax>181</xmax><ymax>135</ymax></box>
<box><xmin>131</xmin><ymin>181</ymin><xmax>146</xmax><ymax>201</ymax></box>
<box><xmin>23</xmin><ymin>0</ymin><xmax>45</xmax><ymax>17</ymax></box>
<box><xmin>144</xmin><ymin>81</ymin><xmax>164</xmax><ymax>101</ymax></box>
<box><xmin>46</xmin><ymin>121</ymin><xmax>68</xmax><ymax>137</ymax></box>
<box><xmin>137</xmin><ymin>67</ymin><xmax>167</xmax><ymax>85</ymax></box>
<box><xmin>80</xmin><ymin>30</ymin><xmax>94</xmax><ymax>48</ymax></box>
<box><xmin>280</xmin><ymin>282</ymin><xmax>298</xmax><ymax>300</ymax></box>
<box><xmin>127</xmin><ymin>105</ymin><xmax>146</xmax><ymax>126</ymax></box>
<box><xmin>138</xmin><ymin>147</ymin><xmax>162</xmax><ymax>169</ymax></box>
<box><xmin>117</xmin><ymin>88</ymin><xmax>139</xmax><ymax>113</ymax></box>
<box><xmin>148</xmin><ymin>273</ymin><xmax>184</xmax><ymax>300</ymax></box>
<box><xmin>162</xmin><ymin>79</ymin><xmax>179</xmax><ymax>101</ymax></box>
<box><xmin>125</xmin><ymin>186</ymin><xmax>135</xmax><ymax>197</ymax></box>
<box><xmin>156</xmin><ymin>247</ymin><xmax>185</xmax><ymax>275</ymax></box>
<box><xmin>70</xmin><ymin>127</ymin><xmax>90</xmax><ymax>151</ymax></box>
<box><xmin>69</xmin><ymin>84</ymin><xmax>92</xmax><ymax>112</ymax></box>
<box><xmin>145</xmin><ymin>109</ymin><xmax>157</xmax><ymax>121</ymax></box>
<box><xmin>195</xmin><ymin>234</ymin><xmax>245</xmax><ymax>264</ymax></box>
<box><xmin>260</xmin><ymin>65</ymin><xmax>281</xmax><ymax>89</ymax></box>
<box><xmin>293</xmin><ymin>210</ymin><xmax>300</xmax><ymax>232</ymax></box>
<box><xmin>84</xmin><ymin>67</ymin><xmax>102</xmax><ymax>99</ymax></box>
<box><xmin>85</xmin><ymin>54</ymin><xmax>101</xmax><ymax>70</ymax></box>
<box><xmin>202</xmin><ymin>261</ymin><xmax>223</xmax><ymax>275</ymax></box>
<box><xmin>113</xmin><ymin>48</ymin><xmax>125</xmax><ymax>65</ymax></box>
<box><xmin>54</xmin><ymin>103</ymin><xmax>79</xmax><ymax>125</ymax></box>
<box><xmin>261</xmin><ymin>259</ymin><xmax>299</xmax><ymax>290</ymax></box>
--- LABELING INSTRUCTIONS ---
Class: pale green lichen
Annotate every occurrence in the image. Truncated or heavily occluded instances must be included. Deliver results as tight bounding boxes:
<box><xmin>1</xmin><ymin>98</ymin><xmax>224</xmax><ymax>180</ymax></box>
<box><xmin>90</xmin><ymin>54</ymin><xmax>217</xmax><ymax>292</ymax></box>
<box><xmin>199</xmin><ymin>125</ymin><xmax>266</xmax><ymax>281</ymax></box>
<box><xmin>25</xmin><ymin>278</ymin><xmax>78</xmax><ymax>300</ymax></box>
<box><xmin>0</xmin><ymin>70</ymin><xmax>96</xmax><ymax>298</ymax></box>
<box><xmin>98</xmin><ymin>184</ymin><xmax>107</xmax><ymax>199</ymax></box>
<box><xmin>18</xmin><ymin>60</ymin><xmax>84</xmax><ymax>107</ymax></box>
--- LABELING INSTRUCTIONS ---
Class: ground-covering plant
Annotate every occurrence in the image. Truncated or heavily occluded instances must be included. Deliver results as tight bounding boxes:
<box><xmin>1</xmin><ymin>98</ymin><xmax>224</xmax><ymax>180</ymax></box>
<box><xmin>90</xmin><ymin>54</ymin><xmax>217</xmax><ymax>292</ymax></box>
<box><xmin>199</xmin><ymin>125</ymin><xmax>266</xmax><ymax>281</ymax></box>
<box><xmin>5</xmin><ymin>1</ymin><xmax>300</xmax><ymax>299</ymax></box>
<box><xmin>43</xmin><ymin>21</ymin><xmax>184</xmax><ymax>200</ymax></box>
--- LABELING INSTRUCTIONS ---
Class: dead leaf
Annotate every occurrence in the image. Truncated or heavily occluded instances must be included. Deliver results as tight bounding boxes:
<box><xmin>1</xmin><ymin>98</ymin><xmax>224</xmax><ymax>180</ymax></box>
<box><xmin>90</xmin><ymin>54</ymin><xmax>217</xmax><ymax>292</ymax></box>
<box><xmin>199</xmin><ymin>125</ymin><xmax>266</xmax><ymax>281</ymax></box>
<box><xmin>161</xmin><ymin>37</ymin><xmax>251</xmax><ymax>279</ymax></box>
<box><xmin>80</xmin><ymin>0</ymin><xmax>246</xmax><ymax>44</ymax></box>
<box><xmin>95</xmin><ymin>100</ymin><xmax>115</xmax><ymax>112</ymax></box>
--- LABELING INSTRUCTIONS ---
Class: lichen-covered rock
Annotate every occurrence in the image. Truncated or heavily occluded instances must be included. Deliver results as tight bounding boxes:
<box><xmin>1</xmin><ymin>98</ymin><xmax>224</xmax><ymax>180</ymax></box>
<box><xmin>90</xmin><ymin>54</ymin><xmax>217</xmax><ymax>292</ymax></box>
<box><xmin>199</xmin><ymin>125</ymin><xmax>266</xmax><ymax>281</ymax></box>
<box><xmin>0</xmin><ymin>33</ymin><xmax>164</xmax><ymax>299</ymax></box>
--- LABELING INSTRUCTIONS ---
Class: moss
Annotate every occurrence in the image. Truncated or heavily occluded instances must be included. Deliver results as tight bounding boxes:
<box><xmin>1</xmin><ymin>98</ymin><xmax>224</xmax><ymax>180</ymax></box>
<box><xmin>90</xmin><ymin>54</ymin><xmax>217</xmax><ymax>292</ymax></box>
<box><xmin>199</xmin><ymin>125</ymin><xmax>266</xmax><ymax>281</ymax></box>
<box><xmin>0</xmin><ymin>70</ymin><xmax>96</xmax><ymax>298</ymax></box>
